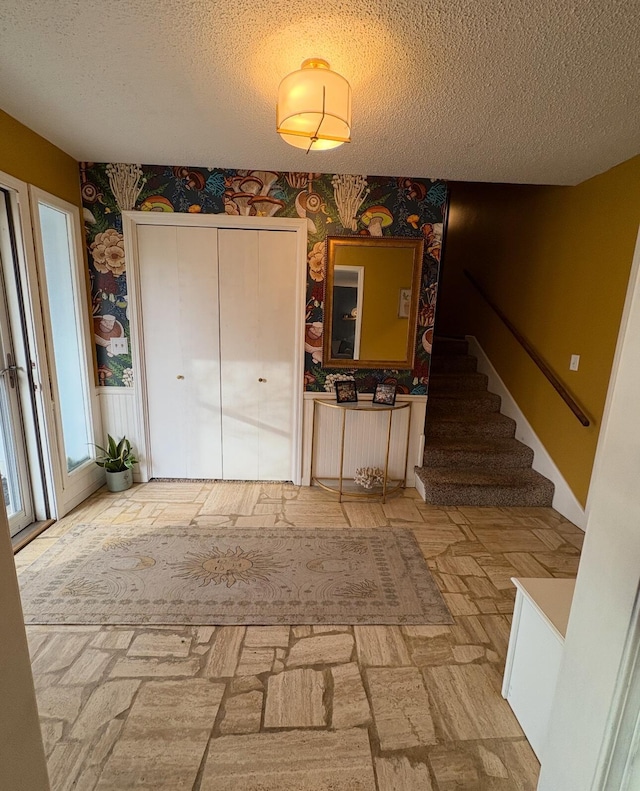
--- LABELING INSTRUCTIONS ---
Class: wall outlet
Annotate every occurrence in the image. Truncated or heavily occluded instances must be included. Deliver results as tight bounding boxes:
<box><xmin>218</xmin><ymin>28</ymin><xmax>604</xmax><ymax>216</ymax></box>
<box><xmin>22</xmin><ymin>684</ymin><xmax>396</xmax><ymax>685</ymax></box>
<box><xmin>110</xmin><ymin>336</ymin><xmax>129</xmax><ymax>356</ymax></box>
<box><xmin>570</xmin><ymin>354</ymin><xmax>580</xmax><ymax>371</ymax></box>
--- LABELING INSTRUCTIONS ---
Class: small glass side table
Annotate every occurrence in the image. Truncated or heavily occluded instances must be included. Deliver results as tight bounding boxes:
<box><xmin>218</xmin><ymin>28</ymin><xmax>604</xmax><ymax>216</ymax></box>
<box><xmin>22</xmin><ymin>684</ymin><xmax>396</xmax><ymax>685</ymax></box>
<box><xmin>310</xmin><ymin>399</ymin><xmax>411</xmax><ymax>503</ymax></box>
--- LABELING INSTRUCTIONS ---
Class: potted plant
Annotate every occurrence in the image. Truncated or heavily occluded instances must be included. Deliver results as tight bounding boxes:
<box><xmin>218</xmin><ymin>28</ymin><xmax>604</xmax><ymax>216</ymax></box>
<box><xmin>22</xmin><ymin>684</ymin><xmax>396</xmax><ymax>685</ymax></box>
<box><xmin>94</xmin><ymin>435</ymin><xmax>138</xmax><ymax>492</ymax></box>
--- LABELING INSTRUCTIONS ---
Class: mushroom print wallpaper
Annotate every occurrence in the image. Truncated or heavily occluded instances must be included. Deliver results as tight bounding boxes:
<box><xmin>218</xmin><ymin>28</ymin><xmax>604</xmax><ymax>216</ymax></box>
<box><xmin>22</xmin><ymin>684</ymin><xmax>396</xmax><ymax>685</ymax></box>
<box><xmin>80</xmin><ymin>164</ymin><xmax>447</xmax><ymax>393</ymax></box>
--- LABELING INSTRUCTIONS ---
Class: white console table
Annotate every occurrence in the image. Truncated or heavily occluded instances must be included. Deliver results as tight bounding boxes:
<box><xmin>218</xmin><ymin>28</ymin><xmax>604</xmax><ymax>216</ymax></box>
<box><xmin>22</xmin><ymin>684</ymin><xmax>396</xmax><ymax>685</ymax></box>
<box><xmin>301</xmin><ymin>392</ymin><xmax>426</xmax><ymax>489</ymax></box>
<box><xmin>502</xmin><ymin>577</ymin><xmax>576</xmax><ymax>761</ymax></box>
<box><xmin>310</xmin><ymin>399</ymin><xmax>411</xmax><ymax>503</ymax></box>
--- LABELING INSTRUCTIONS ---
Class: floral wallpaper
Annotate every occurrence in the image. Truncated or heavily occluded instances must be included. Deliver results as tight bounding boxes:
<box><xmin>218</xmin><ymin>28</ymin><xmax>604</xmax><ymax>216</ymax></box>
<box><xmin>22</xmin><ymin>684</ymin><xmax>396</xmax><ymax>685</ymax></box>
<box><xmin>80</xmin><ymin>163</ymin><xmax>446</xmax><ymax>393</ymax></box>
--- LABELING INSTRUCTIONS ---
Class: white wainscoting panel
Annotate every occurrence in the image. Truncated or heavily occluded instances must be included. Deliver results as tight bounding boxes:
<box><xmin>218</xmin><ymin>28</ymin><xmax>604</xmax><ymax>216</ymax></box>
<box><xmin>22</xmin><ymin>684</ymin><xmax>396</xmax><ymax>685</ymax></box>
<box><xmin>100</xmin><ymin>387</ymin><xmax>426</xmax><ymax>488</ymax></box>
<box><xmin>97</xmin><ymin>387</ymin><xmax>143</xmax><ymax>481</ymax></box>
<box><xmin>302</xmin><ymin>392</ymin><xmax>426</xmax><ymax>488</ymax></box>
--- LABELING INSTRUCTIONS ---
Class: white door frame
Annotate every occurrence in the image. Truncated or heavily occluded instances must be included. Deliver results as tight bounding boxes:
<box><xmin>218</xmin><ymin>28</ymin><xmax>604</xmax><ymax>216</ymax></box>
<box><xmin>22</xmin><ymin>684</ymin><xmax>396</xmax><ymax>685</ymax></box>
<box><xmin>596</xmin><ymin>585</ymin><xmax>640</xmax><ymax>790</ymax></box>
<box><xmin>539</xmin><ymin>222</ymin><xmax>640</xmax><ymax>789</ymax></box>
<box><xmin>333</xmin><ymin>264</ymin><xmax>364</xmax><ymax>360</ymax></box>
<box><xmin>122</xmin><ymin>212</ymin><xmax>308</xmax><ymax>485</ymax></box>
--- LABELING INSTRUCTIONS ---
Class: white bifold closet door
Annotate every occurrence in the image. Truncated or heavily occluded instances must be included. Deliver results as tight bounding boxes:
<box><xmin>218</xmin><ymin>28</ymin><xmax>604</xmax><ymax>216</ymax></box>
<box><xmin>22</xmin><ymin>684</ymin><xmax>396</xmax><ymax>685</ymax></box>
<box><xmin>218</xmin><ymin>229</ymin><xmax>297</xmax><ymax>480</ymax></box>
<box><xmin>138</xmin><ymin>225</ymin><xmax>223</xmax><ymax>479</ymax></box>
<box><xmin>137</xmin><ymin>224</ymin><xmax>298</xmax><ymax>481</ymax></box>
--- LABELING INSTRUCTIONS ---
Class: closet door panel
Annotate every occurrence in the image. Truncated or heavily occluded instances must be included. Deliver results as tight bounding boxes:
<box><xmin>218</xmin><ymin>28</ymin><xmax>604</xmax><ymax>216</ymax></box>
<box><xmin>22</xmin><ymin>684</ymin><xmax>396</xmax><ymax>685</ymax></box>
<box><xmin>138</xmin><ymin>226</ymin><xmax>184</xmax><ymax>477</ymax></box>
<box><xmin>176</xmin><ymin>226</ymin><xmax>222</xmax><ymax>478</ymax></box>
<box><xmin>138</xmin><ymin>225</ymin><xmax>222</xmax><ymax>479</ymax></box>
<box><xmin>257</xmin><ymin>230</ymin><xmax>298</xmax><ymax>480</ymax></box>
<box><xmin>218</xmin><ymin>229</ymin><xmax>260</xmax><ymax>480</ymax></box>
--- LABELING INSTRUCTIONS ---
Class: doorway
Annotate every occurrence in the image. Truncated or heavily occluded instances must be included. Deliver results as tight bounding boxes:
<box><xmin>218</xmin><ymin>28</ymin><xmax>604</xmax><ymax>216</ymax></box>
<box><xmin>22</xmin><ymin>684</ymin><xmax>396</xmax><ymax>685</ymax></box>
<box><xmin>0</xmin><ymin>172</ymin><xmax>105</xmax><ymax>540</ymax></box>
<box><xmin>124</xmin><ymin>212</ymin><xmax>307</xmax><ymax>484</ymax></box>
<box><xmin>135</xmin><ymin>223</ymin><xmax>302</xmax><ymax>481</ymax></box>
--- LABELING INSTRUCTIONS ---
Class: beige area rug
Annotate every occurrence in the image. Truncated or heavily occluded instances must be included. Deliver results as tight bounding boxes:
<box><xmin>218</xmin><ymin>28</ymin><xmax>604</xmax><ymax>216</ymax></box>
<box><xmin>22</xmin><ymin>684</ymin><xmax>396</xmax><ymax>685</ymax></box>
<box><xmin>19</xmin><ymin>525</ymin><xmax>452</xmax><ymax>626</ymax></box>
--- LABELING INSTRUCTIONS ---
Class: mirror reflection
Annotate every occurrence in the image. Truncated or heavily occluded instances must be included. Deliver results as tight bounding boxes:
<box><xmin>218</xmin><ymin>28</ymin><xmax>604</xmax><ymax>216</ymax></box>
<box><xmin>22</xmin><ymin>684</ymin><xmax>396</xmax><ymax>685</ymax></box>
<box><xmin>324</xmin><ymin>237</ymin><xmax>424</xmax><ymax>369</ymax></box>
<box><xmin>331</xmin><ymin>265</ymin><xmax>363</xmax><ymax>360</ymax></box>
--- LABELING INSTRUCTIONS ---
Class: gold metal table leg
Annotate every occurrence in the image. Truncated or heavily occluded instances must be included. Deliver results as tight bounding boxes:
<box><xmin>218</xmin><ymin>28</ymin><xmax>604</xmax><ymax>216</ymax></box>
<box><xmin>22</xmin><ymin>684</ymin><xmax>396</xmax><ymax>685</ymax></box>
<box><xmin>338</xmin><ymin>408</ymin><xmax>346</xmax><ymax>503</ymax></box>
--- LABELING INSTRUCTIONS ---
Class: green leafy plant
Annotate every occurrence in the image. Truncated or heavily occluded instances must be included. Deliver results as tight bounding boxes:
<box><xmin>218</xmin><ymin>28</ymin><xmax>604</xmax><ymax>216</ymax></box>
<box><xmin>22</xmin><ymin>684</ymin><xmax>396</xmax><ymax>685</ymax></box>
<box><xmin>93</xmin><ymin>435</ymin><xmax>138</xmax><ymax>473</ymax></box>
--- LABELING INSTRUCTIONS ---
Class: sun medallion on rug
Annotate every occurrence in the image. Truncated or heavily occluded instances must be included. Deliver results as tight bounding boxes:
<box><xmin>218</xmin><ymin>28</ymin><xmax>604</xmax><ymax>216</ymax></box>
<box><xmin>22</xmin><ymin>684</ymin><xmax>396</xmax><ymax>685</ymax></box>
<box><xmin>18</xmin><ymin>525</ymin><xmax>452</xmax><ymax>625</ymax></box>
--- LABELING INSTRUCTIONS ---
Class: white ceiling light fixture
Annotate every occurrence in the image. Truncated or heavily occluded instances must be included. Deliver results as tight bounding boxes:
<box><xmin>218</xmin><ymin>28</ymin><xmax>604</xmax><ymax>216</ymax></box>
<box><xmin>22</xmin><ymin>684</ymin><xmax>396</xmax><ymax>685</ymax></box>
<box><xmin>276</xmin><ymin>58</ymin><xmax>351</xmax><ymax>153</ymax></box>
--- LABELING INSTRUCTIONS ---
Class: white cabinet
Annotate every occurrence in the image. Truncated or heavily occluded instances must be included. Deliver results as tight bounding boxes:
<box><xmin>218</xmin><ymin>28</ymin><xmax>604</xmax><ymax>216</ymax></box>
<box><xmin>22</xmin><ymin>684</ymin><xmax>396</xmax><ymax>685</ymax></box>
<box><xmin>301</xmin><ymin>392</ymin><xmax>426</xmax><ymax>488</ymax></box>
<box><xmin>136</xmin><ymin>224</ymin><xmax>300</xmax><ymax>481</ymax></box>
<box><xmin>502</xmin><ymin>577</ymin><xmax>576</xmax><ymax>761</ymax></box>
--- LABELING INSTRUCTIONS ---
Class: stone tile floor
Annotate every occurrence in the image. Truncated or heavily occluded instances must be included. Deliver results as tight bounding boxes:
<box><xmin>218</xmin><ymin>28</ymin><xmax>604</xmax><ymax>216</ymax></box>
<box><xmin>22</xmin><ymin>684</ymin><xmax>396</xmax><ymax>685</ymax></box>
<box><xmin>15</xmin><ymin>481</ymin><xmax>584</xmax><ymax>790</ymax></box>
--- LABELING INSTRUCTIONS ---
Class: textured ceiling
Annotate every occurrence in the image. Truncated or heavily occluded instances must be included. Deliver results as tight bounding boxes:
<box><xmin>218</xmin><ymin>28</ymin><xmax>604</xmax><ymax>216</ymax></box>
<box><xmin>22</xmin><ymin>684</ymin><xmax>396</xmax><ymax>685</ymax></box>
<box><xmin>0</xmin><ymin>0</ymin><xmax>638</xmax><ymax>185</ymax></box>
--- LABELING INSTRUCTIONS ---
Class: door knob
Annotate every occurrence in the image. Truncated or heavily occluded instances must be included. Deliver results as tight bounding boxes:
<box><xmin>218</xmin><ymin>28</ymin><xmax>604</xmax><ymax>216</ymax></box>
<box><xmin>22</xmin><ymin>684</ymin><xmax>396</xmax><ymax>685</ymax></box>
<box><xmin>176</xmin><ymin>375</ymin><xmax>184</xmax><ymax>380</ymax></box>
<box><xmin>258</xmin><ymin>377</ymin><xmax>266</xmax><ymax>383</ymax></box>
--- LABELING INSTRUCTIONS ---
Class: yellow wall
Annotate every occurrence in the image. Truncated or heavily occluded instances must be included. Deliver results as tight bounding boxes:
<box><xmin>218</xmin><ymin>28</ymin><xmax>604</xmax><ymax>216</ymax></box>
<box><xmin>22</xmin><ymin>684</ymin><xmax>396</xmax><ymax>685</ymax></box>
<box><xmin>439</xmin><ymin>156</ymin><xmax>640</xmax><ymax>506</ymax></box>
<box><xmin>335</xmin><ymin>245</ymin><xmax>414</xmax><ymax>361</ymax></box>
<box><xmin>0</xmin><ymin>109</ymin><xmax>81</xmax><ymax>205</ymax></box>
<box><xmin>0</xmin><ymin>109</ymin><xmax>95</xmax><ymax>381</ymax></box>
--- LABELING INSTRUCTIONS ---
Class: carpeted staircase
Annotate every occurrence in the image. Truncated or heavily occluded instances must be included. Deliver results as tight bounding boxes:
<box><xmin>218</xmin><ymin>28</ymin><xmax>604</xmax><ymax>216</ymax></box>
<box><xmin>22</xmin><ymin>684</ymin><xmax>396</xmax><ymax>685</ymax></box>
<box><xmin>415</xmin><ymin>337</ymin><xmax>555</xmax><ymax>507</ymax></box>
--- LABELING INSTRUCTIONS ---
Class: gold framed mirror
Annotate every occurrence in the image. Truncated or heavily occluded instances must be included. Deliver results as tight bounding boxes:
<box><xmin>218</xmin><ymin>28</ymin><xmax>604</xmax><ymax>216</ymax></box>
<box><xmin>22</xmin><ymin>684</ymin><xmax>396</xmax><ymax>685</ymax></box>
<box><xmin>323</xmin><ymin>236</ymin><xmax>424</xmax><ymax>369</ymax></box>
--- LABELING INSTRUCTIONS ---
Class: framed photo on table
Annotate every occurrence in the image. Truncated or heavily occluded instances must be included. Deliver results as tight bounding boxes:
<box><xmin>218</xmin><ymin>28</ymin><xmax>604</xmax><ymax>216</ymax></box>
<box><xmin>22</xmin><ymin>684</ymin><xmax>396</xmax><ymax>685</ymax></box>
<box><xmin>335</xmin><ymin>380</ymin><xmax>358</xmax><ymax>403</ymax></box>
<box><xmin>373</xmin><ymin>382</ymin><xmax>397</xmax><ymax>406</ymax></box>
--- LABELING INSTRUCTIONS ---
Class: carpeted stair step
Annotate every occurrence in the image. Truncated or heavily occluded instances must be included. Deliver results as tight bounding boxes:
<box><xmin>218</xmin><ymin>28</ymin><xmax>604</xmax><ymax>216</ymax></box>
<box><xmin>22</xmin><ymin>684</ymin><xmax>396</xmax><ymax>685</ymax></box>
<box><xmin>420</xmin><ymin>334</ymin><xmax>556</xmax><ymax>508</ymax></box>
<box><xmin>423</xmin><ymin>437</ymin><xmax>534</xmax><ymax>469</ymax></box>
<box><xmin>430</xmin><ymin>354</ymin><xmax>478</xmax><ymax>374</ymax></box>
<box><xmin>432</xmin><ymin>337</ymin><xmax>469</xmax><ymax>356</ymax></box>
<box><xmin>414</xmin><ymin>466</ymin><xmax>555</xmax><ymax>507</ymax></box>
<box><xmin>428</xmin><ymin>390</ymin><xmax>502</xmax><ymax>415</ymax></box>
<box><xmin>429</xmin><ymin>372</ymin><xmax>489</xmax><ymax>392</ymax></box>
<box><xmin>426</xmin><ymin>412</ymin><xmax>517</xmax><ymax>440</ymax></box>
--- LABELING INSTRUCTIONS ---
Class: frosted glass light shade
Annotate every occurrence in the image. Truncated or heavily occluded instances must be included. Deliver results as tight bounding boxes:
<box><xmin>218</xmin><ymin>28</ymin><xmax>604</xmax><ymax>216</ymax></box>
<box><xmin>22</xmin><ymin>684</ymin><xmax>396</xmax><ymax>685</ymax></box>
<box><xmin>277</xmin><ymin>58</ymin><xmax>351</xmax><ymax>151</ymax></box>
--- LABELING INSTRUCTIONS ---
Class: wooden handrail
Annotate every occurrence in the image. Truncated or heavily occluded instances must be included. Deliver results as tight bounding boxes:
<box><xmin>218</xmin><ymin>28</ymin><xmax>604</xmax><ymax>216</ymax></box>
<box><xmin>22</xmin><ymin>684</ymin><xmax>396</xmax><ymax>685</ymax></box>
<box><xmin>463</xmin><ymin>269</ymin><xmax>590</xmax><ymax>427</ymax></box>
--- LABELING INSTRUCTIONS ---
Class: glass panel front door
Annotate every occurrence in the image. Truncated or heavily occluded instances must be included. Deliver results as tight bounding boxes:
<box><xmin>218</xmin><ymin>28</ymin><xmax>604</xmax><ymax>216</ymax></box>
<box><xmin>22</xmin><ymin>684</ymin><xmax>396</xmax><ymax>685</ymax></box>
<box><xmin>37</xmin><ymin>203</ymin><xmax>92</xmax><ymax>473</ymax></box>
<box><xmin>31</xmin><ymin>187</ymin><xmax>103</xmax><ymax>518</ymax></box>
<box><xmin>0</xmin><ymin>190</ymin><xmax>34</xmax><ymax>536</ymax></box>
<box><xmin>0</xmin><ymin>363</ymin><xmax>27</xmax><ymax>529</ymax></box>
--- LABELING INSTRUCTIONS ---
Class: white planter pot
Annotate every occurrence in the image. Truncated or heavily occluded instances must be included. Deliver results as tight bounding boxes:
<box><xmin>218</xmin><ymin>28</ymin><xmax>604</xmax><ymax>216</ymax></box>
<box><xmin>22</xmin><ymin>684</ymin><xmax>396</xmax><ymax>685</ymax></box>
<box><xmin>105</xmin><ymin>469</ymin><xmax>133</xmax><ymax>493</ymax></box>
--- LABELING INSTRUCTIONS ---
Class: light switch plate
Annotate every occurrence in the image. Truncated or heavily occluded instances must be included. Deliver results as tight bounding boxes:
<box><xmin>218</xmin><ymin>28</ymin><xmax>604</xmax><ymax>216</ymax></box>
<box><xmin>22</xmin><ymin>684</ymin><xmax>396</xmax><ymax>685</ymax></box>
<box><xmin>110</xmin><ymin>336</ymin><xmax>129</xmax><ymax>356</ymax></box>
<box><xmin>570</xmin><ymin>354</ymin><xmax>580</xmax><ymax>371</ymax></box>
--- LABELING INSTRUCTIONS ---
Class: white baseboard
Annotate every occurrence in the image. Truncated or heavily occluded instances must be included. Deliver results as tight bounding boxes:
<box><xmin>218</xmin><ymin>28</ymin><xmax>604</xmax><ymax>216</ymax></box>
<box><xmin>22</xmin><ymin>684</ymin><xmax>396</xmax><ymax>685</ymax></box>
<box><xmin>414</xmin><ymin>472</ymin><xmax>426</xmax><ymax>500</ymax></box>
<box><xmin>465</xmin><ymin>335</ymin><xmax>587</xmax><ymax>530</ymax></box>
